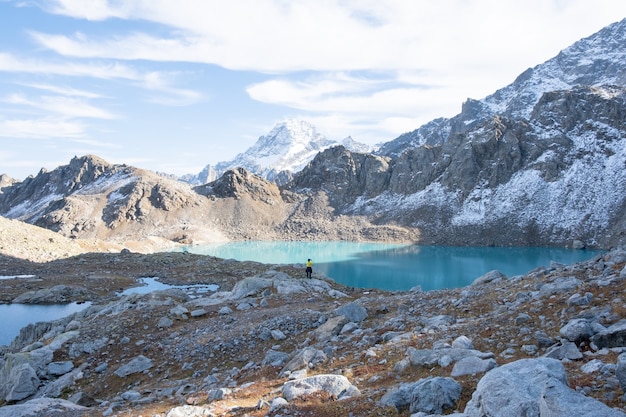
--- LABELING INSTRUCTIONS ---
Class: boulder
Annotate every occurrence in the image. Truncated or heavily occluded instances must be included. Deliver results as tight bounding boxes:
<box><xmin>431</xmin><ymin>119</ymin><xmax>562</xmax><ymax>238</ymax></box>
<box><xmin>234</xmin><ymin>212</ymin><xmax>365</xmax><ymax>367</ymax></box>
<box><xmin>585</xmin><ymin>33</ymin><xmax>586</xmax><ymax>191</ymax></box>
<box><xmin>559</xmin><ymin>318</ymin><xmax>594</xmax><ymax>343</ymax></box>
<box><xmin>463</xmin><ymin>357</ymin><xmax>625</xmax><ymax>417</ymax></box>
<box><xmin>409</xmin><ymin>377</ymin><xmax>462</xmax><ymax>414</ymax></box>
<box><xmin>0</xmin><ymin>398</ymin><xmax>86</xmax><ymax>417</ymax></box>
<box><xmin>334</xmin><ymin>302</ymin><xmax>368</xmax><ymax>322</ymax></box>
<box><xmin>314</xmin><ymin>315</ymin><xmax>350</xmax><ymax>341</ymax></box>
<box><xmin>165</xmin><ymin>405</ymin><xmax>213</xmax><ymax>417</ymax></box>
<box><xmin>12</xmin><ymin>285</ymin><xmax>91</xmax><ymax>303</ymax></box>
<box><xmin>543</xmin><ymin>341</ymin><xmax>583</xmax><ymax>360</ymax></box>
<box><xmin>451</xmin><ymin>356</ymin><xmax>498</xmax><ymax>377</ymax></box>
<box><xmin>408</xmin><ymin>346</ymin><xmax>494</xmax><ymax>367</ymax></box>
<box><xmin>262</xmin><ymin>350</ymin><xmax>290</xmax><ymax>367</ymax></box>
<box><xmin>592</xmin><ymin>319</ymin><xmax>626</xmax><ymax>348</ymax></box>
<box><xmin>4</xmin><ymin>363</ymin><xmax>40</xmax><ymax>402</ymax></box>
<box><xmin>472</xmin><ymin>270</ymin><xmax>507</xmax><ymax>286</ymax></box>
<box><xmin>282</xmin><ymin>374</ymin><xmax>357</xmax><ymax>401</ymax></box>
<box><xmin>47</xmin><ymin>361</ymin><xmax>74</xmax><ymax>376</ymax></box>
<box><xmin>378</xmin><ymin>382</ymin><xmax>415</xmax><ymax>411</ymax></box>
<box><xmin>280</xmin><ymin>347</ymin><xmax>328</xmax><ymax>376</ymax></box>
<box><xmin>114</xmin><ymin>355</ymin><xmax>153</xmax><ymax>377</ymax></box>
<box><xmin>539</xmin><ymin>277</ymin><xmax>582</xmax><ymax>296</ymax></box>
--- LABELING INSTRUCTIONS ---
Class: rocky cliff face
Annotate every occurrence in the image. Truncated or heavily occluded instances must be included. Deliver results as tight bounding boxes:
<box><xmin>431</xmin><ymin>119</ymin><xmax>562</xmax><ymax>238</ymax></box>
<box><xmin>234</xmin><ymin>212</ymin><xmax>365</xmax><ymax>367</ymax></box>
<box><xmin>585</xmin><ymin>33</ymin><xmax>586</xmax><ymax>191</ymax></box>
<box><xmin>286</xmin><ymin>19</ymin><xmax>626</xmax><ymax>249</ymax></box>
<box><xmin>0</xmin><ymin>155</ymin><xmax>417</xmax><ymax>247</ymax></box>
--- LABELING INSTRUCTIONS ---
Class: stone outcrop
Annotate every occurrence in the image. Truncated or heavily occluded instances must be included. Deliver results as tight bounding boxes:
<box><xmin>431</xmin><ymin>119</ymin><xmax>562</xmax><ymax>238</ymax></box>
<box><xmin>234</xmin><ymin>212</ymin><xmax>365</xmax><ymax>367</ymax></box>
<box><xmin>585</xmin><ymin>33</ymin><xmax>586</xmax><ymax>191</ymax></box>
<box><xmin>463</xmin><ymin>358</ymin><xmax>625</xmax><ymax>417</ymax></box>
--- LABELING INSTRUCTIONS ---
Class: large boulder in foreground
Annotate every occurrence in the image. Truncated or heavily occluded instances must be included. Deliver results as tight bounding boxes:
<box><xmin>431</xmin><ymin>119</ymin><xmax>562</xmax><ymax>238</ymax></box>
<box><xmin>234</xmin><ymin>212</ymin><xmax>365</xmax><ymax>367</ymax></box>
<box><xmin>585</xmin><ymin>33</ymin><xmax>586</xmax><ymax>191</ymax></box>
<box><xmin>463</xmin><ymin>357</ymin><xmax>626</xmax><ymax>417</ymax></box>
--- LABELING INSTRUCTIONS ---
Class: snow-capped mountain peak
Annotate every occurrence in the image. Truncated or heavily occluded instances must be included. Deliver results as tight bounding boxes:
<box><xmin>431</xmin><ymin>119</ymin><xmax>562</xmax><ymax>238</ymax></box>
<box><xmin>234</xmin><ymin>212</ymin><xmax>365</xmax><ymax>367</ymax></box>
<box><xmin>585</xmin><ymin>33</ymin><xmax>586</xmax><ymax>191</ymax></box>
<box><xmin>184</xmin><ymin>119</ymin><xmax>370</xmax><ymax>185</ymax></box>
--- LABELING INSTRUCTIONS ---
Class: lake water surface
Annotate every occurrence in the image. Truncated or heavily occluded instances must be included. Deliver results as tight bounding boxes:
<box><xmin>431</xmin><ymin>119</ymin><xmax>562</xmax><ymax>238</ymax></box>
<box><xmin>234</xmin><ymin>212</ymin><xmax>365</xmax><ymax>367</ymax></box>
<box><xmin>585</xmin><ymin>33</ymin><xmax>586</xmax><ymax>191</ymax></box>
<box><xmin>0</xmin><ymin>302</ymin><xmax>90</xmax><ymax>346</ymax></box>
<box><xmin>0</xmin><ymin>242</ymin><xmax>603</xmax><ymax>346</ymax></box>
<box><xmin>180</xmin><ymin>242</ymin><xmax>604</xmax><ymax>291</ymax></box>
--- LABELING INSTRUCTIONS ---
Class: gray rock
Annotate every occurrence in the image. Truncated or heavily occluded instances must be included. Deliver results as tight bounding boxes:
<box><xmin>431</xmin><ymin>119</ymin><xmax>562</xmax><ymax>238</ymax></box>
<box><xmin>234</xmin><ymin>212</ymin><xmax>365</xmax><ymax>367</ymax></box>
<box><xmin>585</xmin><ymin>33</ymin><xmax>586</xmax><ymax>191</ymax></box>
<box><xmin>334</xmin><ymin>302</ymin><xmax>368</xmax><ymax>322</ymax></box>
<box><xmin>12</xmin><ymin>285</ymin><xmax>91</xmax><ymax>304</ymax></box>
<box><xmin>560</xmin><ymin>318</ymin><xmax>594</xmax><ymax>343</ymax></box>
<box><xmin>38</xmin><ymin>365</ymin><xmax>86</xmax><ymax>399</ymax></box>
<box><xmin>617</xmin><ymin>352</ymin><xmax>626</xmax><ymax>390</ymax></box>
<box><xmin>47</xmin><ymin>361</ymin><xmax>74</xmax><ymax>376</ymax></box>
<box><xmin>408</xmin><ymin>346</ymin><xmax>494</xmax><ymax>367</ymax></box>
<box><xmin>271</xmin><ymin>329</ymin><xmax>286</xmax><ymax>340</ymax></box>
<box><xmin>68</xmin><ymin>391</ymin><xmax>98</xmax><ymax>407</ymax></box>
<box><xmin>230</xmin><ymin>276</ymin><xmax>274</xmax><ymax>299</ymax></box>
<box><xmin>0</xmin><ymin>398</ymin><xmax>86</xmax><ymax>417</ymax></box>
<box><xmin>262</xmin><ymin>350</ymin><xmax>290</xmax><ymax>367</ymax></box>
<box><xmin>567</xmin><ymin>292</ymin><xmax>593</xmax><ymax>306</ymax></box>
<box><xmin>410</xmin><ymin>377</ymin><xmax>462</xmax><ymax>414</ymax></box>
<box><xmin>314</xmin><ymin>315</ymin><xmax>350</xmax><ymax>341</ymax></box>
<box><xmin>208</xmin><ymin>388</ymin><xmax>231</xmax><ymax>402</ymax></box>
<box><xmin>270</xmin><ymin>397</ymin><xmax>288</xmax><ymax>412</ymax></box>
<box><xmin>592</xmin><ymin>319</ymin><xmax>626</xmax><ymax>348</ymax></box>
<box><xmin>451</xmin><ymin>335</ymin><xmax>474</xmax><ymax>350</ymax></box>
<box><xmin>582</xmin><ymin>359</ymin><xmax>605</xmax><ymax>374</ymax></box>
<box><xmin>64</xmin><ymin>320</ymin><xmax>82</xmax><ymax>331</ymax></box>
<box><xmin>472</xmin><ymin>270</ymin><xmax>507</xmax><ymax>285</ymax></box>
<box><xmin>165</xmin><ymin>405</ymin><xmax>213</xmax><ymax>417</ymax></box>
<box><xmin>422</xmin><ymin>315</ymin><xmax>456</xmax><ymax>329</ymax></box>
<box><xmin>4</xmin><ymin>363</ymin><xmax>40</xmax><ymax>402</ymax></box>
<box><xmin>543</xmin><ymin>341</ymin><xmax>583</xmax><ymax>360</ymax></box>
<box><xmin>218</xmin><ymin>306</ymin><xmax>233</xmax><ymax>315</ymax></box>
<box><xmin>451</xmin><ymin>356</ymin><xmax>498</xmax><ymax>377</ymax></box>
<box><xmin>236</xmin><ymin>302</ymin><xmax>252</xmax><ymax>310</ymax></box>
<box><xmin>113</xmin><ymin>355</ymin><xmax>153</xmax><ymax>377</ymax></box>
<box><xmin>378</xmin><ymin>382</ymin><xmax>415</xmax><ymax>411</ymax></box>
<box><xmin>190</xmin><ymin>308</ymin><xmax>207</xmax><ymax>317</ymax></box>
<box><xmin>121</xmin><ymin>390</ymin><xmax>142</xmax><ymax>401</ymax></box>
<box><xmin>170</xmin><ymin>305</ymin><xmax>189</xmax><ymax>316</ymax></box>
<box><xmin>464</xmin><ymin>357</ymin><xmax>625</xmax><ymax>417</ymax></box>
<box><xmin>515</xmin><ymin>313</ymin><xmax>531</xmax><ymax>325</ymax></box>
<box><xmin>393</xmin><ymin>358</ymin><xmax>411</xmax><ymax>373</ymax></box>
<box><xmin>282</xmin><ymin>374</ymin><xmax>355</xmax><ymax>401</ymax></box>
<box><xmin>539</xmin><ymin>277</ymin><xmax>582</xmax><ymax>296</ymax></box>
<box><xmin>280</xmin><ymin>347</ymin><xmax>327</xmax><ymax>376</ymax></box>
<box><xmin>157</xmin><ymin>317</ymin><xmax>174</xmax><ymax>328</ymax></box>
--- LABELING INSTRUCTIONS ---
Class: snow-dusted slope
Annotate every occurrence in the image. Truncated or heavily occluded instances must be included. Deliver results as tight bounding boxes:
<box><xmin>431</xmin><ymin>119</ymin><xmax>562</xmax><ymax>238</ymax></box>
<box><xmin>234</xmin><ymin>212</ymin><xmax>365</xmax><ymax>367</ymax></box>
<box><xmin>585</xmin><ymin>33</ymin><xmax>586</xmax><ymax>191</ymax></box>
<box><xmin>184</xmin><ymin>120</ymin><xmax>371</xmax><ymax>185</ymax></box>
<box><xmin>290</xmin><ymin>18</ymin><xmax>626</xmax><ymax>248</ymax></box>
<box><xmin>378</xmin><ymin>18</ymin><xmax>626</xmax><ymax>157</ymax></box>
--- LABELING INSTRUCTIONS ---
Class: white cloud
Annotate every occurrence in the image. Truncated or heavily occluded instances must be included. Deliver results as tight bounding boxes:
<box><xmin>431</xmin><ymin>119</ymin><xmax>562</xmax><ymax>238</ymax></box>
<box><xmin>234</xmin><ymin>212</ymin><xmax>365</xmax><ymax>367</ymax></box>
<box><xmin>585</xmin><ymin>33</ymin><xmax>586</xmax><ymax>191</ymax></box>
<box><xmin>0</xmin><ymin>52</ymin><xmax>140</xmax><ymax>80</ymax></box>
<box><xmin>5</xmin><ymin>94</ymin><xmax>117</xmax><ymax>119</ymax></box>
<box><xmin>141</xmin><ymin>72</ymin><xmax>205</xmax><ymax>106</ymax></box>
<box><xmin>19</xmin><ymin>83</ymin><xmax>105</xmax><ymax>99</ymax></box>
<box><xmin>0</xmin><ymin>117</ymin><xmax>86</xmax><ymax>139</ymax></box>
<box><xmin>27</xmin><ymin>0</ymin><xmax>626</xmax><ymax>139</ymax></box>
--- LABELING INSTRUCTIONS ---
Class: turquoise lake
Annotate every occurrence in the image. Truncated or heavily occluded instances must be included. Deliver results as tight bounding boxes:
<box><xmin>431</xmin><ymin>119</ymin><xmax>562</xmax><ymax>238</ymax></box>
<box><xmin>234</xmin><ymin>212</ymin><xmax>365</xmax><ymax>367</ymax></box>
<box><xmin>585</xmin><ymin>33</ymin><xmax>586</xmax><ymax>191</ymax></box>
<box><xmin>179</xmin><ymin>241</ymin><xmax>604</xmax><ymax>292</ymax></box>
<box><xmin>0</xmin><ymin>242</ymin><xmax>604</xmax><ymax>346</ymax></box>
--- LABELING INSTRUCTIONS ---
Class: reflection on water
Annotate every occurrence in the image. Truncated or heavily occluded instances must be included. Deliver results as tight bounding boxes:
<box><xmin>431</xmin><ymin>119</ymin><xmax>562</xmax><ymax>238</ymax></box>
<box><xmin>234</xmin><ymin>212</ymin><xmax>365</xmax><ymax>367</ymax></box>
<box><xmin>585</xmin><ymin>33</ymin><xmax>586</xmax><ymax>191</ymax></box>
<box><xmin>120</xmin><ymin>277</ymin><xmax>219</xmax><ymax>296</ymax></box>
<box><xmin>0</xmin><ymin>302</ymin><xmax>90</xmax><ymax>346</ymax></box>
<box><xmin>178</xmin><ymin>241</ymin><xmax>408</xmax><ymax>264</ymax></box>
<box><xmin>181</xmin><ymin>242</ymin><xmax>604</xmax><ymax>292</ymax></box>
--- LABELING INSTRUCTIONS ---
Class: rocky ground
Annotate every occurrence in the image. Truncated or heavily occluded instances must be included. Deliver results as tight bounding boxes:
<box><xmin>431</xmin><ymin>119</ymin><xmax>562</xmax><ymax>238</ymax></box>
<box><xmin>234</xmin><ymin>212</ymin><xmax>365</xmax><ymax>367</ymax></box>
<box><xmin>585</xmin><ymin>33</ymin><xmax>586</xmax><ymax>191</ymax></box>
<box><xmin>1</xmin><ymin>224</ymin><xmax>626</xmax><ymax>416</ymax></box>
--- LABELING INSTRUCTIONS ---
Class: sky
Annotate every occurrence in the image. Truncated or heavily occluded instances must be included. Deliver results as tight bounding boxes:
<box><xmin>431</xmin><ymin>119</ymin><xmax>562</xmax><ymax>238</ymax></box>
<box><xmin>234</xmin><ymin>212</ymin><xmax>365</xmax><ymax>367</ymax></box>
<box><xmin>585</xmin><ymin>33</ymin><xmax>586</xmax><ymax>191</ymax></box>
<box><xmin>1</xmin><ymin>1</ymin><xmax>625</xmax><ymax>180</ymax></box>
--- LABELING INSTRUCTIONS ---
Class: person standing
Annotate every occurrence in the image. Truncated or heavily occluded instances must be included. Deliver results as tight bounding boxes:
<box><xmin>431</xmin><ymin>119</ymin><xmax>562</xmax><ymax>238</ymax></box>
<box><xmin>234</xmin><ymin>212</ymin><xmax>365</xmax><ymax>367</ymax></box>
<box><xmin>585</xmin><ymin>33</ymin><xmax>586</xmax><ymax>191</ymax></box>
<box><xmin>306</xmin><ymin>258</ymin><xmax>313</xmax><ymax>278</ymax></box>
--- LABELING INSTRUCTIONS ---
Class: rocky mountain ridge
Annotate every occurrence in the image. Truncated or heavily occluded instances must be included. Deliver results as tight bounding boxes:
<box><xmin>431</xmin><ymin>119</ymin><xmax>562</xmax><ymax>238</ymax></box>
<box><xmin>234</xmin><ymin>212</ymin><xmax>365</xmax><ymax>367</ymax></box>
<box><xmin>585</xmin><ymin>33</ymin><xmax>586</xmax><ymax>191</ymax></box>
<box><xmin>1</xmin><ymin>19</ymin><xmax>626</xmax><ymax>250</ymax></box>
<box><xmin>285</xmin><ymin>18</ymin><xmax>626</xmax><ymax>249</ymax></box>
<box><xmin>0</xmin><ymin>155</ymin><xmax>418</xmax><ymax>249</ymax></box>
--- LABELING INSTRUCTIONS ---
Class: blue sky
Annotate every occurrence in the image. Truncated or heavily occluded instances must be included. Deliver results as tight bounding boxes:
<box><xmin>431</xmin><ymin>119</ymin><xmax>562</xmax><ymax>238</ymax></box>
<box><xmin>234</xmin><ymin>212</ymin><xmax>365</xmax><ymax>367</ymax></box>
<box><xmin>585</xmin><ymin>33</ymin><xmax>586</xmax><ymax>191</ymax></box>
<box><xmin>1</xmin><ymin>0</ymin><xmax>625</xmax><ymax>180</ymax></box>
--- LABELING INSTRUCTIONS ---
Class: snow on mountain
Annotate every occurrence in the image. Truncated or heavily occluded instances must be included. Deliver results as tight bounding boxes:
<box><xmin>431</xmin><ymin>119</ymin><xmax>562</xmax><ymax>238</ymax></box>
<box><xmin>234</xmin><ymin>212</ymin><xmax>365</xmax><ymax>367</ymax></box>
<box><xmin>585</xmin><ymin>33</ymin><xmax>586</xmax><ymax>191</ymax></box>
<box><xmin>378</xmin><ymin>18</ymin><xmax>626</xmax><ymax>157</ymax></box>
<box><xmin>290</xmin><ymin>18</ymin><xmax>626</xmax><ymax>248</ymax></box>
<box><xmin>183</xmin><ymin>120</ymin><xmax>371</xmax><ymax>185</ymax></box>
